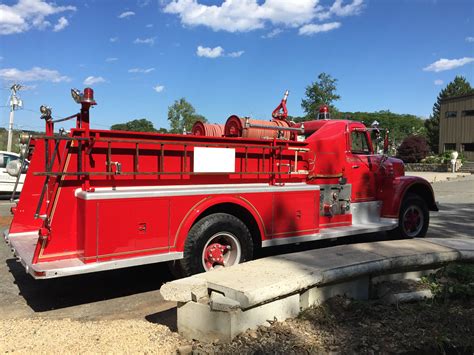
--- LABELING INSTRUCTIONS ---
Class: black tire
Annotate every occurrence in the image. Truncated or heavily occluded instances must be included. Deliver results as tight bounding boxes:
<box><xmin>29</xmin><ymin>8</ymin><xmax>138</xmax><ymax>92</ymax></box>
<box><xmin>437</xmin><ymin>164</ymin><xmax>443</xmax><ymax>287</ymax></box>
<box><xmin>389</xmin><ymin>193</ymin><xmax>429</xmax><ymax>239</ymax></box>
<box><xmin>179</xmin><ymin>213</ymin><xmax>253</xmax><ymax>277</ymax></box>
<box><xmin>167</xmin><ymin>260</ymin><xmax>184</xmax><ymax>279</ymax></box>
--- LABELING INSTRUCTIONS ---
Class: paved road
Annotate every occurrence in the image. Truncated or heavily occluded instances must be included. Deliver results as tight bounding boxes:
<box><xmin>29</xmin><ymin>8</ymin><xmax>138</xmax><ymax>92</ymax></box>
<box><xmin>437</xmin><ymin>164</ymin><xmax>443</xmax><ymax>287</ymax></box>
<box><xmin>0</xmin><ymin>175</ymin><xmax>472</xmax><ymax>323</ymax></box>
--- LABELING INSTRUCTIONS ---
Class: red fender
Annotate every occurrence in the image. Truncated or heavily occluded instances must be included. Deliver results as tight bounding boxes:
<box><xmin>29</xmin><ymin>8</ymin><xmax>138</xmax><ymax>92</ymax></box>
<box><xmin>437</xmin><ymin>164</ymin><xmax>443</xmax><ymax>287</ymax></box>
<box><xmin>380</xmin><ymin>176</ymin><xmax>438</xmax><ymax>218</ymax></box>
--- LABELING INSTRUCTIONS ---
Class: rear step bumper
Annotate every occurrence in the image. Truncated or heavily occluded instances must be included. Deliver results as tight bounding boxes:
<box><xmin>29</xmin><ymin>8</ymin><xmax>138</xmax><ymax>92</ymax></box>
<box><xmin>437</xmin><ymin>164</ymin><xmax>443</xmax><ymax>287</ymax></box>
<box><xmin>4</xmin><ymin>229</ymin><xmax>183</xmax><ymax>279</ymax></box>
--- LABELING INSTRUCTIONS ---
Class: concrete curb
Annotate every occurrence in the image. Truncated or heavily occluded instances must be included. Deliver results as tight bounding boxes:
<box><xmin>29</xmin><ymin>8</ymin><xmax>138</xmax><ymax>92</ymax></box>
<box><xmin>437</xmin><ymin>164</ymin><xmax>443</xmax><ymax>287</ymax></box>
<box><xmin>160</xmin><ymin>238</ymin><xmax>474</xmax><ymax>342</ymax></box>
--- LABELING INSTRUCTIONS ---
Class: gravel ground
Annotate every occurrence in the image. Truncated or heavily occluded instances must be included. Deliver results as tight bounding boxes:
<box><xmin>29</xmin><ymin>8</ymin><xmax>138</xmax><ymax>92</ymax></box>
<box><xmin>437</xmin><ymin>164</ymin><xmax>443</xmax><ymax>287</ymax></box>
<box><xmin>0</xmin><ymin>319</ymin><xmax>190</xmax><ymax>354</ymax></box>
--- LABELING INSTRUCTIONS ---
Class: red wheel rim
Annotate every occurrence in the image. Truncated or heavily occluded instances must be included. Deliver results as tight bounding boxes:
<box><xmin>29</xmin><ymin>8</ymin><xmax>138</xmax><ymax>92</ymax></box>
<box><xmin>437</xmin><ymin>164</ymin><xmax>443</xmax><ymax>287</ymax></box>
<box><xmin>402</xmin><ymin>205</ymin><xmax>424</xmax><ymax>237</ymax></box>
<box><xmin>202</xmin><ymin>232</ymin><xmax>241</xmax><ymax>271</ymax></box>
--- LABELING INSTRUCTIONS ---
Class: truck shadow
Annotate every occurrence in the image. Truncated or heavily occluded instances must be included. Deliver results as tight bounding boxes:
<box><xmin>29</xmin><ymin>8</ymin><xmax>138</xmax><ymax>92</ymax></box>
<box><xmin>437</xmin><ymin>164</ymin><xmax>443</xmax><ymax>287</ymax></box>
<box><xmin>145</xmin><ymin>308</ymin><xmax>178</xmax><ymax>332</ymax></box>
<box><xmin>6</xmin><ymin>259</ymin><xmax>174</xmax><ymax>313</ymax></box>
<box><xmin>257</xmin><ymin>231</ymin><xmax>392</xmax><ymax>259</ymax></box>
<box><xmin>5</xmin><ymin>231</ymin><xmax>395</xmax><ymax>320</ymax></box>
<box><xmin>10</xmin><ymin>202</ymin><xmax>464</xmax><ymax>318</ymax></box>
<box><xmin>427</xmin><ymin>202</ymin><xmax>474</xmax><ymax>238</ymax></box>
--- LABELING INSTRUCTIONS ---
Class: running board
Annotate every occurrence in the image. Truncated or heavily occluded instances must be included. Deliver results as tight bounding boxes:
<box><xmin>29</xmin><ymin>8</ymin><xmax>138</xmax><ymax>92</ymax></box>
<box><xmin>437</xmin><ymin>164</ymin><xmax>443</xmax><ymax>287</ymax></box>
<box><xmin>261</xmin><ymin>219</ymin><xmax>398</xmax><ymax>247</ymax></box>
<box><xmin>5</xmin><ymin>230</ymin><xmax>182</xmax><ymax>279</ymax></box>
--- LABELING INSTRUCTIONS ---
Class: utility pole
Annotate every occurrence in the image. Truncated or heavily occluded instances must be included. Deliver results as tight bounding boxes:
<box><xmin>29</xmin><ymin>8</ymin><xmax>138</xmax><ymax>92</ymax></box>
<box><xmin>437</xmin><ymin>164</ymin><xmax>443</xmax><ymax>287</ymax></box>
<box><xmin>7</xmin><ymin>84</ymin><xmax>23</xmax><ymax>152</ymax></box>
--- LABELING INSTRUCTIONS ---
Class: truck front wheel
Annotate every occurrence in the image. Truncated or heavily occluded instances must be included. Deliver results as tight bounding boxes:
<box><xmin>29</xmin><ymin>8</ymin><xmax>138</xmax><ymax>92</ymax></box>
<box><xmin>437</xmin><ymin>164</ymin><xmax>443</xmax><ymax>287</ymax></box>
<box><xmin>179</xmin><ymin>213</ymin><xmax>253</xmax><ymax>277</ymax></box>
<box><xmin>391</xmin><ymin>193</ymin><xmax>429</xmax><ymax>239</ymax></box>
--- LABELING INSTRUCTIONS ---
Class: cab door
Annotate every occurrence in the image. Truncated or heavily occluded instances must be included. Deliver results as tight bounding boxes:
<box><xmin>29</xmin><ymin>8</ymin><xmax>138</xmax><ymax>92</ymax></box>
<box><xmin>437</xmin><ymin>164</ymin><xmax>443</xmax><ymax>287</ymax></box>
<box><xmin>346</xmin><ymin>125</ymin><xmax>377</xmax><ymax>202</ymax></box>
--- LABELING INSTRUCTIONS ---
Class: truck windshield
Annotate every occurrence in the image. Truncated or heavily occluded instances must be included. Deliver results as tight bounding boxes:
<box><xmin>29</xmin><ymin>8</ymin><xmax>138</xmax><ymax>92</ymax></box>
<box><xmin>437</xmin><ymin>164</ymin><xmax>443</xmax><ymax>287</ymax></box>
<box><xmin>351</xmin><ymin>131</ymin><xmax>371</xmax><ymax>154</ymax></box>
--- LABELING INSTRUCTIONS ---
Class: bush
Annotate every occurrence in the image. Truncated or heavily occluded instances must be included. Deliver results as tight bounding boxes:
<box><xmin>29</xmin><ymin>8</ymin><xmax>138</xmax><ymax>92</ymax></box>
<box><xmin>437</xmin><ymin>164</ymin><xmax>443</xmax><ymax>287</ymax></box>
<box><xmin>422</xmin><ymin>263</ymin><xmax>474</xmax><ymax>301</ymax></box>
<box><xmin>421</xmin><ymin>155</ymin><xmax>443</xmax><ymax>164</ymax></box>
<box><xmin>441</xmin><ymin>150</ymin><xmax>466</xmax><ymax>164</ymax></box>
<box><xmin>396</xmin><ymin>135</ymin><xmax>430</xmax><ymax>163</ymax></box>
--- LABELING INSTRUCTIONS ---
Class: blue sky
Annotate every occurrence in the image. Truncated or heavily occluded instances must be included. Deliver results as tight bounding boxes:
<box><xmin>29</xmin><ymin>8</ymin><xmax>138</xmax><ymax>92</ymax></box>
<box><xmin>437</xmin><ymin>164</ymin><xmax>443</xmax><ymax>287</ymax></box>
<box><xmin>0</xmin><ymin>0</ymin><xmax>473</xmax><ymax>132</ymax></box>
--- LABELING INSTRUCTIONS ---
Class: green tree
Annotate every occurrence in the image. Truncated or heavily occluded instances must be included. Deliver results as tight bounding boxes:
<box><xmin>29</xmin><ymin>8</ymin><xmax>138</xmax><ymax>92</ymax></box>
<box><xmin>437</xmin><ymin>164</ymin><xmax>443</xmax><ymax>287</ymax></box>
<box><xmin>167</xmin><ymin>98</ymin><xmax>207</xmax><ymax>133</ymax></box>
<box><xmin>334</xmin><ymin>110</ymin><xmax>426</xmax><ymax>148</ymax></box>
<box><xmin>301</xmin><ymin>73</ymin><xmax>341</xmax><ymax>120</ymax></box>
<box><xmin>424</xmin><ymin>76</ymin><xmax>474</xmax><ymax>153</ymax></box>
<box><xmin>111</xmin><ymin>119</ymin><xmax>157</xmax><ymax>132</ymax></box>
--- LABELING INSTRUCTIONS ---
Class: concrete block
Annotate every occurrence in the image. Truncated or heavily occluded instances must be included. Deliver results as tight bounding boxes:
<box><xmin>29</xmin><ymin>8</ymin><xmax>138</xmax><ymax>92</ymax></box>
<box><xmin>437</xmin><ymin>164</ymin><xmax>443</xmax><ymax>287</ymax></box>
<box><xmin>177</xmin><ymin>293</ymin><xmax>300</xmax><ymax>343</ymax></box>
<box><xmin>425</xmin><ymin>238</ymin><xmax>474</xmax><ymax>259</ymax></box>
<box><xmin>210</xmin><ymin>291</ymin><xmax>241</xmax><ymax>312</ymax></box>
<box><xmin>161</xmin><ymin>277</ymin><xmax>208</xmax><ymax>303</ymax></box>
<box><xmin>167</xmin><ymin>238</ymin><xmax>474</xmax><ymax>343</ymax></box>
<box><xmin>300</xmin><ymin>277</ymin><xmax>369</xmax><ymax>309</ymax></box>
<box><xmin>353</xmin><ymin>239</ymin><xmax>455</xmax><ymax>258</ymax></box>
<box><xmin>201</xmin><ymin>246</ymin><xmax>383</xmax><ymax>308</ymax></box>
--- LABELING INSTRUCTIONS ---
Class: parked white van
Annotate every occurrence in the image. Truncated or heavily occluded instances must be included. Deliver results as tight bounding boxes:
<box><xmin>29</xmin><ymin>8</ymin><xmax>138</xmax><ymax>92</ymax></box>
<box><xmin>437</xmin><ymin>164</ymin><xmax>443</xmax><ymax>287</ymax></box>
<box><xmin>0</xmin><ymin>151</ymin><xmax>27</xmax><ymax>195</ymax></box>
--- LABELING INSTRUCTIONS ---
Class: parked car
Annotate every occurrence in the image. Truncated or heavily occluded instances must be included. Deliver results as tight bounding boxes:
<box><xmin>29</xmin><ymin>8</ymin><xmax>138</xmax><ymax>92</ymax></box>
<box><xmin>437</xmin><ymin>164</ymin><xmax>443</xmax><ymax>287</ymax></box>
<box><xmin>0</xmin><ymin>151</ymin><xmax>28</xmax><ymax>196</ymax></box>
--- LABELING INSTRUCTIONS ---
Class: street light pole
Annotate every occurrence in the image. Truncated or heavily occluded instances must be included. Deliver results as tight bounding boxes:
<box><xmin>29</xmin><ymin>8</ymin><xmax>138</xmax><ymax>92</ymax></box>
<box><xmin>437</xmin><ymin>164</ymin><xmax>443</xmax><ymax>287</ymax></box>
<box><xmin>7</xmin><ymin>84</ymin><xmax>22</xmax><ymax>152</ymax></box>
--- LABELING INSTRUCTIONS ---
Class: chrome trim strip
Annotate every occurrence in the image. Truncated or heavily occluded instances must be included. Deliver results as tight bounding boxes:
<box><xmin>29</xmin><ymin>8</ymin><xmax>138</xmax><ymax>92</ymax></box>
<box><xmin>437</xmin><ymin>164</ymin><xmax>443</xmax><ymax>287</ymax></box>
<box><xmin>75</xmin><ymin>183</ymin><xmax>320</xmax><ymax>201</ymax></box>
<box><xmin>37</xmin><ymin>252</ymin><xmax>184</xmax><ymax>279</ymax></box>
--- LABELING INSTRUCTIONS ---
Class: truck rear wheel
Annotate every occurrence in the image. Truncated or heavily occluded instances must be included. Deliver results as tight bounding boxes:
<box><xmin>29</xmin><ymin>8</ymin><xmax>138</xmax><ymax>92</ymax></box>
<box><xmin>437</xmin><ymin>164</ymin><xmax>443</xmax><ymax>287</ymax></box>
<box><xmin>179</xmin><ymin>213</ymin><xmax>253</xmax><ymax>277</ymax></box>
<box><xmin>390</xmin><ymin>193</ymin><xmax>429</xmax><ymax>239</ymax></box>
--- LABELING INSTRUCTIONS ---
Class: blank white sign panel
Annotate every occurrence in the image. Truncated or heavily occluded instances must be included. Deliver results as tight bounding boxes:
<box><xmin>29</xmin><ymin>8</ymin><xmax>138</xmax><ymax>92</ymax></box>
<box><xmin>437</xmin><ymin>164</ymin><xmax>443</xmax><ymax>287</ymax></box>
<box><xmin>193</xmin><ymin>147</ymin><xmax>236</xmax><ymax>173</ymax></box>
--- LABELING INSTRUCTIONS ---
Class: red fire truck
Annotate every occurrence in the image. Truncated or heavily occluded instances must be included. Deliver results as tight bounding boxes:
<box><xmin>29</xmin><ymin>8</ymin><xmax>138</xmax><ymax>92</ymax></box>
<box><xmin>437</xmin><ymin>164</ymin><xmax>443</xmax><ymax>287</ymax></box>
<box><xmin>4</xmin><ymin>88</ymin><xmax>437</xmax><ymax>279</ymax></box>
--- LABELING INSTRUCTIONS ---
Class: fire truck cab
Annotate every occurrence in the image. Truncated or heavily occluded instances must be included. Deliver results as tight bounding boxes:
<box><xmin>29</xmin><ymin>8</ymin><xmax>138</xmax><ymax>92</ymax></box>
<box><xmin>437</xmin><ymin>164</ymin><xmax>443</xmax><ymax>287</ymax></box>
<box><xmin>4</xmin><ymin>89</ymin><xmax>437</xmax><ymax>279</ymax></box>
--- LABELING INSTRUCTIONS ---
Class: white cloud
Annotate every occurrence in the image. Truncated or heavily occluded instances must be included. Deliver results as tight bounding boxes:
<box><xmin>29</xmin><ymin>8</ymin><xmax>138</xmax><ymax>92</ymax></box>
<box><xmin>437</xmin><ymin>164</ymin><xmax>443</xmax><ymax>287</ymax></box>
<box><xmin>134</xmin><ymin>37</ymin><xmax>155</xmax><ymax>45</ymax></box>
<box><xmin>128</xmin><ymin>67</ymin><xmax>155</xmax><ymax>73</ymax></box>
<box><xmin>53</xmin><ymin>16</ymin><xmax>68</xmax><ymax>32</ymax></box>
<box><xmin>83</xmin><ymin>76</ymin><xmax>106</xmax><ymax>85</ymax></box>
<box><xmin>110</xmin><ymin>36</ymin><xmax>119</xmax><ymax>42</ymax></box>
<box><xmin>298</xmin><ymin>21</ymin><xmax>341</xmax><ymax>35</ymax></box>
<box><xmin>466</xmin><ymin>37</ymin><xmax>474</xmax><ymax>43</ymax></box>
<box><xmin>106</xmin><ymin>57</ymin><xmax>118</xmax><ymax>62</ymax></box>
<box><xmin>261</xmin><ymin>28</ymin><xmax>283</xmax><ymax>38</ymax></box>
<box><xmin>423</xmin><ymin>57</ymin><xmax>474</xmax><ymax>72</ymax></box>
<box><xmin>0</xmin><ymin>67</ymin><xmax>71</xmax><ymax>82</ymax></box>
<box><xmin>196</xmin><ymin>45</ymin><xmax>244</xmax><ymax>58</ymax></box>
<box><xmin>0</xmin><ymin>0</ymin><xmax>76</xmax><ymax>35</ymax></box>
<box><xmin>434</xmin><ymin>79</ymin><xmax>444</xmax><ymax>86</ymax></box>
<box><xmin>163</xmin><ymin>0</ymin><xmax>363</xmax><ymax>33</ymax></box>
<box><xmin>153</xmin><ymin>85</ymin><xmax>165</xmax><ymax>93</ymax></box>
<box><xmin>118</xmin><ymin>11</ymin><xmax>135</xmax><ymax>19</ymax></box>
<box><xmin>330</xmin><ymin>0</ymin><xmax>363</xmax><ymax>17</ymax></box>
<box><xmin>164</xmin><ymin>0</ymin><xmax>318</xmax><ymax>32</ymax></box>
<box><xmin>138</xmin><ymin>0</ymin><xmax>151</xmax><ymax>6</ymax></box>
<box><xmin>197</xmin><ymin>45</ymin><xmax>224</xmax><ymax>58</ymax></box>
<box><xmin>228</xmin><ymin>50</ymin><xmax>245</xmax><ymax>58</ymax></box>
<box><xmin>146</xmin><ymin>23</ymin><xmax>153</xmax><ymax>28</ymax></box>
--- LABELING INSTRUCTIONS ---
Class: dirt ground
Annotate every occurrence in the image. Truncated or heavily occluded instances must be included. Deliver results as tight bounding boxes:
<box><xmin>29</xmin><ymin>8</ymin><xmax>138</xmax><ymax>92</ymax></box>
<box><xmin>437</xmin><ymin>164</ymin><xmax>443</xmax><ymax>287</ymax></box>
<box><xmin>195</xmin><ymin>297</ymin><xmax>474</xmax><ymax>354</ymax></box>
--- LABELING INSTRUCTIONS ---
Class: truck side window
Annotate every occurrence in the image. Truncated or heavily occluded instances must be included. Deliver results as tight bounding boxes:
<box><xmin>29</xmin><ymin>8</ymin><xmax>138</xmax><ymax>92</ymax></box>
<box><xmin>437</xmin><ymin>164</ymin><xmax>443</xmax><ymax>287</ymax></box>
<box><xmin>351</xmin><ymin>131</ymin><xmax>370</xmax><ymax>154</ymax></box>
